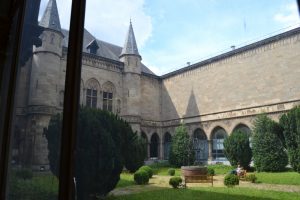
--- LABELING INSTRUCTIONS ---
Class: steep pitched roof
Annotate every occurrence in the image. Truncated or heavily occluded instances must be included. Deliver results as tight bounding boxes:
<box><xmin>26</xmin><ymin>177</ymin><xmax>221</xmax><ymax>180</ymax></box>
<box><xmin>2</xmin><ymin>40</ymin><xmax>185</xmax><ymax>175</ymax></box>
<box><xmin>120</xmin><ymin>21</ymin><xmax>140</xmax><ymax>57</ymax></box>
<box><xmin>39</xmin><ymin>0</ymin><xmax>61</xmax><ymax>32</ymax></box>
<box><xmin>61</xmin><ymin>29</ymin><xmax>156</xmax><ymax>76</ymax></box>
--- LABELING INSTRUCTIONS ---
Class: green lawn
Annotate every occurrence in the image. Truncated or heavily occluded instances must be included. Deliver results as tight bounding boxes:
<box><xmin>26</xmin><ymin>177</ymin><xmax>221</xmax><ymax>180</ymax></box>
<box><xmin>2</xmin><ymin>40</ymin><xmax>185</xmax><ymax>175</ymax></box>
<box><xmin>116</xmin><ymin>172</ymin><xmax>135</xmax><ymax>188</ymax></box>
<box><xmin>255</xmin><ymin>172</ymin><xmax>300</xmax><ymax>185</ymax></box>
<box><xmin>106</xmin><ymin>187</ymin><xmax>300</xmax><ymax>200</ymax></box>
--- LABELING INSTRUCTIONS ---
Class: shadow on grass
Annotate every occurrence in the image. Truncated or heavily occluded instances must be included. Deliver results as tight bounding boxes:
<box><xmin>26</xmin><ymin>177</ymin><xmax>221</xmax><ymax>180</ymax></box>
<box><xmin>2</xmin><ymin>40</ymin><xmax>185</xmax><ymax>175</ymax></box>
<box><xmin>107</xmin><ymin>187</ymin><xmax>285</xmax><ymax>200</ymax></box>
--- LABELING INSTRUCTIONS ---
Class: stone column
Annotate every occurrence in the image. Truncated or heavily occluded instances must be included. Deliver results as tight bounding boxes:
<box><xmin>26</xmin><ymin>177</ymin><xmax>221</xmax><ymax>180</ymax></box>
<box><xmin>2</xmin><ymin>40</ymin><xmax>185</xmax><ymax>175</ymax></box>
<box><xmin>147</xmin><ymin>142</ymin><xmax>150</xmax><ymax>159</ymax></box>
<box><xmin>208</xmin><ymin>140</ymin><xmax>213</xmax><ymax>162</ymax></box>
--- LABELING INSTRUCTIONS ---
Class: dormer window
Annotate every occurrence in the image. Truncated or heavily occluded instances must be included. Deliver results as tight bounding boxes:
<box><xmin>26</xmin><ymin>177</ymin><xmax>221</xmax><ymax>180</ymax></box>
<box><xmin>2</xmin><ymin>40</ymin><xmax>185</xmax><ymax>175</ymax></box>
<box><xmin>86</xmin><ymin>39</ymin><xmax>99</xmax><ymax>54</ymax></box>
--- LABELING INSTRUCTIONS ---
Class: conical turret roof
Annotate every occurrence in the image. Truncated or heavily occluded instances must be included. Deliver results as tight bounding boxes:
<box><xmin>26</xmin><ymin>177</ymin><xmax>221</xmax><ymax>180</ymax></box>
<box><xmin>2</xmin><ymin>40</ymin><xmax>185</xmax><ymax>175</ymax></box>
<box><xmin>39</xmin><ymin>0</ymin><xmax>61</xmax><ymax>32</ymax></box>
<box><xmin>120</xmin><ymin>21</ymin><xmax>140</xmax><ymax>57</ymax></box>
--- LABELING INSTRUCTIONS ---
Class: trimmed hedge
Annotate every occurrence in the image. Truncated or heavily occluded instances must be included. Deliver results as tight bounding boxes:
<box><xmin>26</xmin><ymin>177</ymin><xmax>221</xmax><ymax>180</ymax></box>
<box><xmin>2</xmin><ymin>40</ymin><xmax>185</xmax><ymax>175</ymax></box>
<box><xmin>139</xmin><ymin>166</ymin><xmax>153</xmax><ymax>178</ymax></box>
<box><xmin>245</xmin><ymin>174</ymin><xmax>257</xmax><ymax>183</ymax></box>
<box><xmin>168</xmin><ymin>168</ymin><xmax>175</xmax><ymax>176</ymax></box>
<box><xmin>224</xmin><ymin>174</ymin><xmax>239</xmax><ymax>187</ymax></box>
<box><xmin>134</xmin><ymin>170</ymin><xmax>149</xmax><ymax>185</ymax></box>
<box><xmin>169</xmin><ymin>177</ymin><xmax>182</xmax><ymax>189</ymax></box>
<box><xmin>207</xmin><ymin>168</ymin><xmax>215</xmax><ymax>176</ymax></box>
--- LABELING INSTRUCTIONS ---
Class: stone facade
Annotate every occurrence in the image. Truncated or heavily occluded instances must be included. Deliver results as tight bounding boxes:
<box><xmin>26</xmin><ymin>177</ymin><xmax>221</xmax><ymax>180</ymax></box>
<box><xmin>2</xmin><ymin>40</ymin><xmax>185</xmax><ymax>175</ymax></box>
<box><xmin>14</xmin><ymin>0</ymin><xmax>300</xmax><ymax>169</ymax></box>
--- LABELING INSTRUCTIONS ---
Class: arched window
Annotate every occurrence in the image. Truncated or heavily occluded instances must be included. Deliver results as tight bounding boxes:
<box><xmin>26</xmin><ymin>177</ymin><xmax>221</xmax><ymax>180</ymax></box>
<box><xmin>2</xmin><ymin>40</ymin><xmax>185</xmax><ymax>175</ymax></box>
<box><xmin>211</xmin><ymin>127</ymin><xmax>227</xmax><ymax>160</ymax></box>
<box><xmin>163</xmin><ymin>132</ymin><xmax>172</xmax><ymax>160</ymax></box>
<box><xmin>141</xmin><ymin>132</ymin><xmax>148</xmax><ymax>159</ymax></box>
<box><xmin>150</xmin><ymin>133</ymin><xmax>159</xmax><ymax>158</ymax></box>
<box><xmin>193</xmin><ymin>128</ymin><xmax>208</xmax><ymax>161</ymax></box>
<box><xmin>232</xmin><ymin>124</ymin><xmax>251</xmax><ymax>135</ymax></box>
<box><xmin>85</xmin><ymin>79</ymin><xmax>100</xmax><ymax>108</ymax></box>
<box><xmin>233</xmin><ymin>124</ymin><xmax>252</xmax><ymax>147</ymax></box>
<box><xmin>102</xmin><ymin>81</ymin><xmax>115</xmax><ymax>112</ymax></box>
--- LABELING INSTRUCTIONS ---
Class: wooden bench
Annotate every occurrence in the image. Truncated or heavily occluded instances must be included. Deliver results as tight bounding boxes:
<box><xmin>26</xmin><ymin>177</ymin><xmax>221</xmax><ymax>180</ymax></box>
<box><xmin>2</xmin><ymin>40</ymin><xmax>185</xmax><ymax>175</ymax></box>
<box><xmin>183</xmin><ymin>174</ymin><xmax>213</xmax><ymax>187</ymax></box>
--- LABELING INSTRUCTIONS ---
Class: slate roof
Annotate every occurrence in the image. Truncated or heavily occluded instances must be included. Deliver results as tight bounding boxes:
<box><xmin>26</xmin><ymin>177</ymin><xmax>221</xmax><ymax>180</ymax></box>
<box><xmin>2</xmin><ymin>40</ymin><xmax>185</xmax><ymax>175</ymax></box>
<box><xmin>39</xmin><ymin>0</ymin><xmax>61</xmax><ymax>32</ymax></box>
<box><xmin>120</xmin><ymin>21</ymin><xmax>140</xmax><ymax>57</ymax></box>
<box><xmin>61</xmin><ymin>29</ymin><xmax>156</xmax><ymax>76</ymax></box>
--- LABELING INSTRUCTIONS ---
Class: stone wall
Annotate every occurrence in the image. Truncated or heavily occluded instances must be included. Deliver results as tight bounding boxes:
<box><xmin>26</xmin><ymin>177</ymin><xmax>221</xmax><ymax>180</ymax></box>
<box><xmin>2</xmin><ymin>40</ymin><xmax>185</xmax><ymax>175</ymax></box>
<box><xmin>161</xmin><ymin>31</ymin><xmax>300</xmax><ymax>124</ymax></box>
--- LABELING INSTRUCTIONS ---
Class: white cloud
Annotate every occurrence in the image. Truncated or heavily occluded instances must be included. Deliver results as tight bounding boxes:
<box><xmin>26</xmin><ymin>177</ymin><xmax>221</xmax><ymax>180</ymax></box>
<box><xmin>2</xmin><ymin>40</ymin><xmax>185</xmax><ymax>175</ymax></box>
<box><xmin>39</xmin><ymin>0</ymin><xmax>152</xmax><ymax>48</ymax></box>
<box><xmin>274</xmin><ymin>3</ymin><xmax>300</xmax><ymax>27</ymax></box>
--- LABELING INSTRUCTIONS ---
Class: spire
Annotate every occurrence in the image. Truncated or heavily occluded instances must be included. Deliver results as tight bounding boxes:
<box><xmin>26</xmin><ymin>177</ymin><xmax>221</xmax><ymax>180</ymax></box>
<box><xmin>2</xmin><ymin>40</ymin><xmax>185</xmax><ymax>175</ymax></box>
<box><xmin>120</xmin><ymin>21</ymin><xmax>140</xmax><ymax>58</ymax></box>
<box><xmin>39</xmin><ymin>0</ymin><xmax>61</xmax><ymax>32</ymax></box>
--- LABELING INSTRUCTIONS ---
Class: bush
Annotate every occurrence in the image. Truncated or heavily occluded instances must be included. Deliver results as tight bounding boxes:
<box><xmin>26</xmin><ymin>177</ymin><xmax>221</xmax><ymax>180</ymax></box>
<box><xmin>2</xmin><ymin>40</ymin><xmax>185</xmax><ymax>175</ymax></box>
<box><xmin>124</xmin><ymin>135</ymin><xmax>147</xmax><ymax>173</ymax></box>
<box><xmin>134</xmin><ymin>170</ymin><xmax>149</xmax><ymax>185</ymax></box>
<box><xmin>224</xmin><ymin>174</ymin><xmax>239</xmax><ymax>187</ymax></box>
<box><xmin>224</xmin><ymin>130</ymin><xmax>252</xmax><ymax>169</ymax></box>
<box><xmin>168</xmin><ymin>168</ymin><xmax>175</xmax><ymax>176</ymax></box>
<box><xmin>252</xmin><ymin>115</ymin><xmax>288</xmax><ymax>172</ymax></box>
<box><xmin>207</xmin><ymin>168</ymin><xmax>215</xmax><ymax>176</ymax></box>
<box><xmin>279</xmin><ymin>106</ymin><xmax>300</xmax><ymax>173</ymax></box>
<box><xmin>245</xmin><ymin>174</ymin><xmax>257</xmax><ymax>183</ymax></box>
<box><xmin>15</xmin><ymin>169</ymin><xmax>33</xmax><ymax>180</ymax></box>
<box><xmin>169</xmin><ymin>177</ymin><xmax>182</xmax><ymax>189</ymax></box>
<box><xmin>45</xmin><ymin>107</ymin><xmax>142</xmax><ymax>199</ymax></box>
<box><xmin>169</xmin><ymin>124</ymin><xmax>195</xmax><ymax>167</ymax></box>
<box><xmin>139</xmin><ymin>166</ymin><xmax>153</xmax><ymax>178</ymax></box>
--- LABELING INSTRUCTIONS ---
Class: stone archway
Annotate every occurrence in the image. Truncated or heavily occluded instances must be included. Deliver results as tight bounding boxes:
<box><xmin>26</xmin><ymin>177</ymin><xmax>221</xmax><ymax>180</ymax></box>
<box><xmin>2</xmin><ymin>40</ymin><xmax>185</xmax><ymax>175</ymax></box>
<box><xmin>163</xmin><ymin>132</ymin><xmax>172</xmax><ymax>160</ymax></box>
<box><xmin>141</xmin><ymin>132</ymin><xmax>149</xmax><ymax>159</ymax></box>
<box><xmin>232</xmin><ymin>124</ymin><xmax>252</xmax><ymax>135</ymax></box>
<box><xmin>150</xmin><ymin>133</ymin><xmax>159</xmax><ymax>158</ymax></box>
<box><xmin>193</xmin><ymin>128</ymin><xmax>208</xmax><ymax>161</ymax></box>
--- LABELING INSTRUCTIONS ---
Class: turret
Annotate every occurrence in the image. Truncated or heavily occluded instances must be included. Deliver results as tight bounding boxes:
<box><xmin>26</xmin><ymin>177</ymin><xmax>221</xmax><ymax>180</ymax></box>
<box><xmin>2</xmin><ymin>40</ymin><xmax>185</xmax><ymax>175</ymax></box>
<box><xmin>24</xmin><ymin>0</ymin><xmax>63</xmax><ymax>170</ymax></box>
<box><xmin>29</xmin><ymin>0</ymin><xmax>63</xmax><ymax>107</ymax></box>
<box><xmin>120</xmin><ymin>21</ymin><xmax>142</xmax><ymax>132</ymax></box>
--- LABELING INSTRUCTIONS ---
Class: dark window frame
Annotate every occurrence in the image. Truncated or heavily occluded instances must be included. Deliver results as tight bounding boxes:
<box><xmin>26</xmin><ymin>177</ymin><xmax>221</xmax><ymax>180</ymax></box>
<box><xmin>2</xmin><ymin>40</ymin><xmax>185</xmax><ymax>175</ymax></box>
<box><xmin>0</xmin><ymin>0</ymin><xmax>87</xmax><ymax>199</ymax></box>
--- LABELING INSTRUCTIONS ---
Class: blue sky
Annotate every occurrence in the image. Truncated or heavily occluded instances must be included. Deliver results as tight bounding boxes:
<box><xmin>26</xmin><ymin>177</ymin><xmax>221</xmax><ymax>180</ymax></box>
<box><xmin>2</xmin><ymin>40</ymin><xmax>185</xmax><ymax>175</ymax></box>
<box><xmin>40</xmin><ymin>0</ymin><xmax>300</xmax><ymax>75</ymax></box>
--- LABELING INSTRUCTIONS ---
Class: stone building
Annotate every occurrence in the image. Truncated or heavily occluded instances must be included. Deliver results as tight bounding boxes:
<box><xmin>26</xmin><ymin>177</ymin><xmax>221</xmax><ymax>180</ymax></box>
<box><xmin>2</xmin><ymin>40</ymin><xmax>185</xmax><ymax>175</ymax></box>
<box><xmin>14</xmin><ymin>0</ymin><xmax>300</xmax><ymax>169</ymax></box>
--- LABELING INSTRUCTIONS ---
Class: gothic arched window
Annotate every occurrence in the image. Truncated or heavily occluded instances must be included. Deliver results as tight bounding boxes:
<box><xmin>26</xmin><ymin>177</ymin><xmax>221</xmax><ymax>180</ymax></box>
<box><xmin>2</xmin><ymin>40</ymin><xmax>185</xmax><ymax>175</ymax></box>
<box><xmin>102</xmin><ymin>81</ymin><xmax>115</xmax><ymax>112</ymax></box>
<box><xmin>85</xmin><ymin>78</ymin><xmax>100</xmax><ymax>108</ymax></box>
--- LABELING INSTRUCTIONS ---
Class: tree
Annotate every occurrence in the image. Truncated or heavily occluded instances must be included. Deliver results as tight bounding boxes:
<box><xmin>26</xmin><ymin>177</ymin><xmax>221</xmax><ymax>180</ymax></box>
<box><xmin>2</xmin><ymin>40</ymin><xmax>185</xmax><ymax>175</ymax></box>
<box><xmin>45</xmin><ymin>107</ymin><xmax>146</xmax><ymax>199</ymax></box>
<box><xmin>224</xmin><ymin>130</ymin><xmax>252</xmax><ymax>169</ymax></box>
<box><xmin>279</xmin><ymin>106</ymin><xmax>300</xmax><ymax>172</ymax></box>
<box><xmin>169</xmin><ymin>123</ymin><xmax>194</xmax><ymax>167</ymax></box>
<box><xmin>252</xmin><ymin>115</ymin><xmax>288</xmax><ymax>172</ymax></box>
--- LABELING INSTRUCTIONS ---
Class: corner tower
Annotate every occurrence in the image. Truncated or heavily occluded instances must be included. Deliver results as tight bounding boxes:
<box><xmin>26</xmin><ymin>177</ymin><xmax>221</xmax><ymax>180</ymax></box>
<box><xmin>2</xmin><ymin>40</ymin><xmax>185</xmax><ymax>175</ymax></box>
<box><xmin>25</xmin><ymin>0</ymin><xmax>64</xmax><ymax>169</ymax></box>
<box><xmin>120</xmin><ymin>21</ymin><xmax>142</xmax><ymax>132</ymax></box>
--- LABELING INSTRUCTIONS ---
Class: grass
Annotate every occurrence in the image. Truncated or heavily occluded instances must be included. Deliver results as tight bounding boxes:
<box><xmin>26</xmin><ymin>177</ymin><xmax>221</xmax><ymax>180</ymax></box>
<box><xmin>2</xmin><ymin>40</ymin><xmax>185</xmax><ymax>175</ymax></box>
<box><xmin>106</xmin><ymin>187</ymin><xmax>300</xmax><ymax>200</ymax></box>
<box><xmin>255</xmin><ymin>172</ymin><xmax>300</xmax><ymax>185</ymax></box>
<box><xmin>208</xmin><ymin>164</ymin><xmax>235</xmax><ymax>175</ymax></box>
<box><xmin>116</xmin><ymin>172</ymin><xmax>135</xmax><ymax>188</ymax></box>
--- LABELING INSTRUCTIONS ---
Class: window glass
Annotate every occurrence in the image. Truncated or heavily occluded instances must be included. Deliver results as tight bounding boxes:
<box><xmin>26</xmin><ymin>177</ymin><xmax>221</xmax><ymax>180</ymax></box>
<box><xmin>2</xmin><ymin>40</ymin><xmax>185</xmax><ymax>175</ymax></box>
<box><xmin>5</xmin><ymin>0</ymin><xmax>72</xmax><ymax>199</ymax></box>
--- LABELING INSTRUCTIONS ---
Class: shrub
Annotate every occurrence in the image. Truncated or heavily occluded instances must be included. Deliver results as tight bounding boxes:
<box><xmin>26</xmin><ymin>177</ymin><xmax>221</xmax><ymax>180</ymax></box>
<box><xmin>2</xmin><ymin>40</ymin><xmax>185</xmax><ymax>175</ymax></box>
<box><xmin>139</xmin><ymin>166</ymin><xmax>153</xmax><ymax>178</ymax></box>
<box><xmin>207</xmin><ymin>168</ymin><xmax>215</xmax><ymax>176</ymax></box>
<box><xmin>124</xmin><ymin>135</ymin><xmax>147</xmax><ymax>173</ymax></box>
<box><xmin>15</xmin><ymin>169</ymin><xmax>33</xmax><ymax>180</ymax></box>
<box><xmin>279</xmin><ymin>106</ymin><xmax>300</xmax><ymax>173</ymax></box>
<box><xmin>169</xmin><ymin>177</ymin><xmax>182</xmax><ymax>189</ymax></box>
<box><xmin>168</xmin><ymin>168</ymin><xmax>175</xmax><ymax>176</ymax></box>
<box><xmin>45</xmin><ymin>107</ymin><xmax>142</xmax><ymax>199</ymax></box>
<box><xmin>169</xmin><ymin>123</ymin><xmax>195</xmax><ymax>167</ymax></box>
<box><xmin>134</xmin><ymin>170</ymin><xmax>149</xmax><ymax>185</ymax></box>
<box><xmin>224</xmin><ymin>174</ymin><xmax>239</xmax><ymax>187</ymax></box>
<box><xmin>252</xmin><ymin>115</ymin><xmax>288</xmax><ymax>172</ymax></box>
<box><xmin>245</xmin><ymin>174</ymin><xmax>257</xmax><ymax>183</ymax></box>
<box><xmin>224</xmin><ymin>130</ymin><xmax>252</xmax><ymax>169</ymax></box>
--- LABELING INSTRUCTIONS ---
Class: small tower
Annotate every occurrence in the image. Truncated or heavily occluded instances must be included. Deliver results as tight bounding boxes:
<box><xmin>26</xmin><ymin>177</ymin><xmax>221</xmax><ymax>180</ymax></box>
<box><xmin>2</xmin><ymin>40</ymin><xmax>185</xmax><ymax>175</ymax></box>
<box><xmin>120</xmin><ymin>21</ymin><xmax>142</xmax><ymax>132</ymax></box>
<box><xmin>25</xmin><ymin>0</ymin><xmax>64</xmax><ymax>170</ymax></box>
